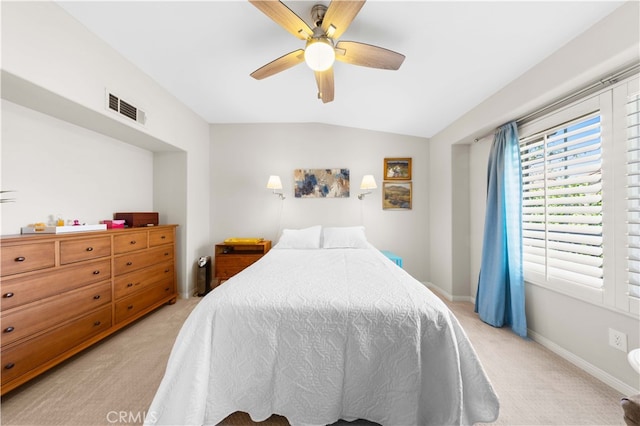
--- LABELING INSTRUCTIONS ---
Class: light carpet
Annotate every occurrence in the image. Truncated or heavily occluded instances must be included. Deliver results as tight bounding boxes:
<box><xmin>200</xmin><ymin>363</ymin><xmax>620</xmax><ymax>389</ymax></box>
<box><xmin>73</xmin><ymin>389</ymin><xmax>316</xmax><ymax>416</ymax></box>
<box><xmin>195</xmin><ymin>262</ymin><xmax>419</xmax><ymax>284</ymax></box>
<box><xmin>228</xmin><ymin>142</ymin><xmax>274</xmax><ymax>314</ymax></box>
<box><xmin>0</xmin><ymin>294</ymin><xmax>627</xmax><ymax>425</ymax></box>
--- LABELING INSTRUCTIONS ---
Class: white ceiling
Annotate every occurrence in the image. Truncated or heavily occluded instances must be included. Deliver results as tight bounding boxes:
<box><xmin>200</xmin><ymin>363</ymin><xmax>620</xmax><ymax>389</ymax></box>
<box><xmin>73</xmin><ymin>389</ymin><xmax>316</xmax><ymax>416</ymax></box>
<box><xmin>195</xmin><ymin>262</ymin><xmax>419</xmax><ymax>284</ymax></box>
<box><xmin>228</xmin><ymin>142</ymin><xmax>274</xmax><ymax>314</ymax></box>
<box><xmin>56</xmin><ymin>1</ymin><xmax>624</xmax><ymax>139</ymax></box>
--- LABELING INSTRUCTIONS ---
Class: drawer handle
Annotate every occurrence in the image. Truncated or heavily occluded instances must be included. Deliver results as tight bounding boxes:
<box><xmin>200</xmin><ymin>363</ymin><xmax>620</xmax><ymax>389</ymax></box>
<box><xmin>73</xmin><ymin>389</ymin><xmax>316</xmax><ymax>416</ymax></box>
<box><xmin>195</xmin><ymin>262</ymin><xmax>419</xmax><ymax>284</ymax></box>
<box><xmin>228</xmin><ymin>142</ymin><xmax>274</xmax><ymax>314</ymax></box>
<box><xmin>4</xmin><ymin>326</ymin><xmax>14</xmax><ymax>333</ymax></box>
<box><xmin>93</xmin><ymin>295</ymin><xmax>101</xmax><ymax>300</ymax></box>
<box><xmin>127</xmin><ymin>305</ymin><xmax>134</xmax><ymax>310</ymax></box>
<box><xmin>86</xmin><ymin>247</ymin><xmax>94</xmax><ymax>252</ymax></box>
<box><xmin>14</xmin><ymin>256</ymin><xmax>25</xmax><ymax>262</ymax></box>
<box><xmin>130</xmin><ymin>240</ymin><xmax>137</xmax><ymax>245</ymax></box>
<box><xmin>5</xmin><ymin>363</ymin><xmax>15</xmax><ymax>370</ymax></box>
<box><xmin>126</xmin><ymin>261</ymin><xmax>133</xmax><ymax>266</ymax></box>
<box><xmin>3</xmin><ymin>292</ymin><xmax>14</xmax><ymax>298</ymax></box>
<box><xmin>93</xmin><ymin>270</ymin><xmax>100</xmax><ymax>275</ymax></box>
<box><xmin>165</xmin><ymin>287</ymin><xmax>170</xmax><ymax>291</ymax></box>
<box><xmin>164</xmin><ymin>252</ymin><xmax>169</xmax><ymax>256</ymax></box>
<box><xmin>94</xmin><ymin>321</ymin><xmax>101</xmax><ymax>326</ymax></box>
<box><xmin>161</xmin><ymin>235</ymin><xmax>166</xmax><ymax>239</ymax></box>
<box><xmin>164</xmin><ymin>269</ymin><xmax>170</xmax><ymax>273</ymax></box>
<box><xmin>127</xmin><ymin>283</ymin><xmax>133</xmax><ymax>288</ymax></box>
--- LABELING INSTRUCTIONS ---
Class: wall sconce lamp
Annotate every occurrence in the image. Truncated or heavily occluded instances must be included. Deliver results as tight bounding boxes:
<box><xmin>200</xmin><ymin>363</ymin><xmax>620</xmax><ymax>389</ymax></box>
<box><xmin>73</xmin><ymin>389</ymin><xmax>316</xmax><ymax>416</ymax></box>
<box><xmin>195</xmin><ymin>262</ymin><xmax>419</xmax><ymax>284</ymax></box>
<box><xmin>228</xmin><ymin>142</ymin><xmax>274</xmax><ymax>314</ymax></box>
<box><xmin>266</xmin><ymin>175</ymin><xmax>285</xmax><ymax>200</ymax></box>
<box><xmin>358</xmin><ymin>175</ymin><xmax>377</xmax><ymax>200</ymax></box>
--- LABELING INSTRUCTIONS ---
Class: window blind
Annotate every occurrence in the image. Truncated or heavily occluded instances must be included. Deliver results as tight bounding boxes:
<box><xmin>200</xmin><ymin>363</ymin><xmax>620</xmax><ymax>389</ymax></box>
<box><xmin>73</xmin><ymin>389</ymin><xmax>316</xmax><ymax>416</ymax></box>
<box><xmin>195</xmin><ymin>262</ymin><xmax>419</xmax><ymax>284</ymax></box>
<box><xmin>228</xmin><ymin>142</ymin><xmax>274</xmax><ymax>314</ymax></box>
<box><xmin>521</xmin><ymin>111</ymin><xmax>603</xmax><ymax>288</ymax></box>
<box><xmin>627</xmin><ymin>93</ymin><xmax>640</xmax><ymax>299</ymax></box>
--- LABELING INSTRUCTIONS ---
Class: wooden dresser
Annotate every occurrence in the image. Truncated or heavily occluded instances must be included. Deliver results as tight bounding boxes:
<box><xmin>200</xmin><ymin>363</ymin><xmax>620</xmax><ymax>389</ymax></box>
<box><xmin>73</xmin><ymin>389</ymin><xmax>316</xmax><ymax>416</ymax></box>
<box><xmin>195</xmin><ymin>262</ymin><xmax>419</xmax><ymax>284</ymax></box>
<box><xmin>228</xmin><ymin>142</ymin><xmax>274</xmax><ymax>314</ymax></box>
<box><xmin>214</xmin><ymin>240</ymin><xmax>271</xmax><ymax>287</ymax></box>
<box><xmin>0</xmin><ymin>225</ymin><xmax>177</xmax><ymax>394</ymax></box>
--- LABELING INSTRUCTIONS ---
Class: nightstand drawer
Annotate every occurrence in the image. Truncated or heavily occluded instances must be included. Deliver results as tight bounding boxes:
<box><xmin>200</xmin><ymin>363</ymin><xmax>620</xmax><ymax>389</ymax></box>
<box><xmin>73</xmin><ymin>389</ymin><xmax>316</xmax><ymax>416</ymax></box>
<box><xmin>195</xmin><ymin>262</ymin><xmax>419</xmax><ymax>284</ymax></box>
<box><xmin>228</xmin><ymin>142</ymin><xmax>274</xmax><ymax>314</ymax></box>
<box><xmin>215</xmin><ymin>256</ymin><xmax>261</xmax><ymax>279</ymax></box>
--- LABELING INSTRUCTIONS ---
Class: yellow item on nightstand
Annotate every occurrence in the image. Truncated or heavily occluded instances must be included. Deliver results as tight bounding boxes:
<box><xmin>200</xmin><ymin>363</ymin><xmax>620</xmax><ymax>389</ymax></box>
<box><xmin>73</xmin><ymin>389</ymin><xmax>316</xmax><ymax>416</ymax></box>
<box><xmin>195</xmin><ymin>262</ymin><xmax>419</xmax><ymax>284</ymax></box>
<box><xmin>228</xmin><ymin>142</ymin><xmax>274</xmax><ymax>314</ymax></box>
<box><xmin>223</xmin><ymin>237</ymin><xmax>264</xmax><ymax>245</ymax></box>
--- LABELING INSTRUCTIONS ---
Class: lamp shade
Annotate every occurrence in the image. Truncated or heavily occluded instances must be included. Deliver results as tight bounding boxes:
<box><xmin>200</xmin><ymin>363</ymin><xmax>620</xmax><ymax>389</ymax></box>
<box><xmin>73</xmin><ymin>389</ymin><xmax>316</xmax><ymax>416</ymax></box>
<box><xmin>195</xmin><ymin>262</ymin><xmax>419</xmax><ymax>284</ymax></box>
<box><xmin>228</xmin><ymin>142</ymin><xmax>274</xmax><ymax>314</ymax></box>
<box><xmin>360</xmin><ymin>175</ymin><xmax>377</xmax><ymax>190</ymax></box>
<box><xmin>304</xmin><ymin>38</ymin><xmax>335</xmax><ymax>71</ymax></box>
<box><xmin>266</xmin><ymin>175</ymin><xmax>283</xmax><ymax>190</ymax></box>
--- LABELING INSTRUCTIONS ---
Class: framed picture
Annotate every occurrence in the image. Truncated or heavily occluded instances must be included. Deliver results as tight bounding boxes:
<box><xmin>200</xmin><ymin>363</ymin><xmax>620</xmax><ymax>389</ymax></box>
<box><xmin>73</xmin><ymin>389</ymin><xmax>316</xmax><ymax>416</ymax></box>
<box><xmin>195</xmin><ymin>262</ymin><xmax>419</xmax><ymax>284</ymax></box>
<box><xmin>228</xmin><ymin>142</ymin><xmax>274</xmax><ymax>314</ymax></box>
<box><xmin>383</xmin><ymin>182</ymin><xmax>412</xmax><ymax>210</ymax></box>
<box><xmin>384</xmin><ymin>158</ymin><xmax>412</xmax><ymax>180</ymax></box>
<box><xmin>294</xmin><ymin>168</ymin><xmax>350</xmax><ymax>198</ymax></box>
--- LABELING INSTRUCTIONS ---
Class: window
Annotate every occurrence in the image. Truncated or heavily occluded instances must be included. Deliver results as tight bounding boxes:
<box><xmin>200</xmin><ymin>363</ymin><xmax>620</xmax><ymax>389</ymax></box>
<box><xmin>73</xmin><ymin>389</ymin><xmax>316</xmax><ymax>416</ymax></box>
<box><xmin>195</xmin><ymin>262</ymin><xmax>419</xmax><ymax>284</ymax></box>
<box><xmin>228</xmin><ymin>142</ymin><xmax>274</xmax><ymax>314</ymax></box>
<box><xmin>519</xmin><ymin>75</ymin><xmax>639</xmax><ymax>314</ymax></box>
<box><xmin>521</xmin><ymin>112</ymin><xmax>603</xmax><ymax>289</ymax></box>
<box><xmin>627</xmin><ymin>93</ymin><xmax>640</xmax><ymax>299</ymax></box>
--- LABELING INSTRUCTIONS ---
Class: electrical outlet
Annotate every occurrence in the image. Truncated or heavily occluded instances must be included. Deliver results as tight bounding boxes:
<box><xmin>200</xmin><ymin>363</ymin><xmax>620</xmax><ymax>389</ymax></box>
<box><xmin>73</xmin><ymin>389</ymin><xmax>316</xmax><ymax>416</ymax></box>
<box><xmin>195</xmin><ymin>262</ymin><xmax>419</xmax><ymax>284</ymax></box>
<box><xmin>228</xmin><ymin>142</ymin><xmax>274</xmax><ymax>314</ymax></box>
<box><xmin>608</xmin><ymin>328</ymin><xmax>628</xmax><ymax>352</ymax></box>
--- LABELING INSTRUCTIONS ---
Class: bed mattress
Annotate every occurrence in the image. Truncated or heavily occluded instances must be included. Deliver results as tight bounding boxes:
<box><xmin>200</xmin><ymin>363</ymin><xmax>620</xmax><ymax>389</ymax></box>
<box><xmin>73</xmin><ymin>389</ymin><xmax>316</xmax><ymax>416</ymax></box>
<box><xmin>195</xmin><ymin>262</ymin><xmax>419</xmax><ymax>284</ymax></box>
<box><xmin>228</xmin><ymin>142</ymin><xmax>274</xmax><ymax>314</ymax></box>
<box><xmin>145</xmin><ymin>247</ymin><xmax>499</xmax><ymax>426</ymax></box>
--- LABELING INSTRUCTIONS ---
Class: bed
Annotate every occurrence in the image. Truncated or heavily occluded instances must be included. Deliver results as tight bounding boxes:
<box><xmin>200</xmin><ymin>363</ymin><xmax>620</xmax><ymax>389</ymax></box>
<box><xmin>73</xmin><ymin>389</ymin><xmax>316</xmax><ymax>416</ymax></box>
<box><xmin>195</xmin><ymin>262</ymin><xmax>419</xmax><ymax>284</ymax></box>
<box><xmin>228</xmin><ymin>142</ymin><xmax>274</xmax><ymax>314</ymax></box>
<box><xmin>145</xmin><ymin>226</ymin><xmax>499</xmax><ymax>426</ymax></box>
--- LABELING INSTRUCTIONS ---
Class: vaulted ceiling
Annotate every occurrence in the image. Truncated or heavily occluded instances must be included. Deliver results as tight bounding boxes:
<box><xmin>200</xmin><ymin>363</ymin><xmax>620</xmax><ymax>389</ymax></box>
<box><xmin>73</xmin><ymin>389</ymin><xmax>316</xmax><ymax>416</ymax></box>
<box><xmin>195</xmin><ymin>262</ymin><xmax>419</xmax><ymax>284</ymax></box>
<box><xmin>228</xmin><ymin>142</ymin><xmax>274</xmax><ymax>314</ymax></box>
<box><xmin>57</xmin><ymin>1</ymin><xmax>624</xmax><ymax>138</ymax></box>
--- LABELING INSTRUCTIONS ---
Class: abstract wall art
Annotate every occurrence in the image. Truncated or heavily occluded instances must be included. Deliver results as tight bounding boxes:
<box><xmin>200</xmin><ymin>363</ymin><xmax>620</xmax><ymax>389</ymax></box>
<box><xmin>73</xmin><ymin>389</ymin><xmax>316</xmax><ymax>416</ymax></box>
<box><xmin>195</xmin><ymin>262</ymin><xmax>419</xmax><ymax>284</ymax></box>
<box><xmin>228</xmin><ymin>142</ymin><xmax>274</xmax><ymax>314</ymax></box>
<box><xmin>294</xmin><ymin>168</ymin><xmax>350</xmax><ymax>198</ymax></box>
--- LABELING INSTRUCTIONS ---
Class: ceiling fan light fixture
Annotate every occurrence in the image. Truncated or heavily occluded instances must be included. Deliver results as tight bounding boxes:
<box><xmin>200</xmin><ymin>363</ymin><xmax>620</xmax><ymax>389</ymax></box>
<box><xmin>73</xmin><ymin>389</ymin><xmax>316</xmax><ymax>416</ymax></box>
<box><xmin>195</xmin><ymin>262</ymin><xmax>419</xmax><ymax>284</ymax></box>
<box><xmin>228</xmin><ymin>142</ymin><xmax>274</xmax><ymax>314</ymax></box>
<box><xmin>304</xmin><ymin>37</ymin><xmax>335</xmax><ymax>71</ymax></box>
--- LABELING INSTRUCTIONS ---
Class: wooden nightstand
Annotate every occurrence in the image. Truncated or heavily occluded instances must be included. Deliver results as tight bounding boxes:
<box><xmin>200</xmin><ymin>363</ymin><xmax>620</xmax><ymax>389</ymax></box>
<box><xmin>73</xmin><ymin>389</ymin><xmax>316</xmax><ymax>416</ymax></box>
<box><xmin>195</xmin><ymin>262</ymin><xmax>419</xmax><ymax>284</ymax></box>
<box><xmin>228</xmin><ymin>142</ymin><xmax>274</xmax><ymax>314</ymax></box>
<box><xmin>214</xmin><ymin>240</ymin><xmax>271</xmax><ymax>287</ymax></box>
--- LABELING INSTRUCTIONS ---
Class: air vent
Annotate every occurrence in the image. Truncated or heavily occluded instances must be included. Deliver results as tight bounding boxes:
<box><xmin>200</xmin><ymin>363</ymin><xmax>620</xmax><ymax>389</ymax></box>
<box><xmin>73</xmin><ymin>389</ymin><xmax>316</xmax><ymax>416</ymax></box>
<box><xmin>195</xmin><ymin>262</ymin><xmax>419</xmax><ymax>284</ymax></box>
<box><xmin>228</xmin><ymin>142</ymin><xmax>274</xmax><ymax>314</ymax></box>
<box><xmin>106</xmin><ymin>91</ymin><xmax>146</xmax><ymax>126</ymax></box>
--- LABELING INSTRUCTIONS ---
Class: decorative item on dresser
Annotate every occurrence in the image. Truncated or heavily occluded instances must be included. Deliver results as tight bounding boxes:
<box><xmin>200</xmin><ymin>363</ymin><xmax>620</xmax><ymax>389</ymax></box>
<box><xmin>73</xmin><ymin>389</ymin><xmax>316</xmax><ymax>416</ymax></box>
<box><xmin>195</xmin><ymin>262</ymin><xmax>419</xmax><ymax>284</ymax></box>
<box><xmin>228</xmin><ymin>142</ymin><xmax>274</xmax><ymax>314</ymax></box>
<box><xmin>113</xmin><ymin>212</ymin><xmax>159</xmax><ymax>228</ymax></box>
<box><xmin>0</xmin><ymin>225</ymin><xmax>178</xmax><ymax>395</ymax></box>
<box><xmin>214</xmin><ymin>239</ymin><xmax>271</xmax><ymax>288</ymax></box>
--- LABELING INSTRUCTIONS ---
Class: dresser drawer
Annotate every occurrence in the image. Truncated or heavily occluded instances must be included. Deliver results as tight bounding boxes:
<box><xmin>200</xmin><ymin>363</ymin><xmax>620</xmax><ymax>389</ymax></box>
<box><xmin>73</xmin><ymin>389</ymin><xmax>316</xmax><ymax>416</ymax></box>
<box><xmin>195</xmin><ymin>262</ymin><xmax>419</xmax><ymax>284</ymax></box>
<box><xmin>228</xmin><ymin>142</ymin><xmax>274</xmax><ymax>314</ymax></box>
<box><xmin>0</xmin><ymin>258</ymin><xmax>111</xmax><ymax>311</ymax></box>
<box><xmin>115</xmin><ymin>281</ymin><xmax>173</xmax><ymax>324</ymax></box>
<box><xmin>1</xmin><ymin>242</ymin><xmax>55</xmax><ymax>277</ymax></box>
<box><xmin>114</xmin><ymin>245</ymin><xmax>174</xmax><ymax>276</ymax></box>
<box><xmin>1</xmin><ymin>306</ymin><xmax>112</xmax><ymax>386</ymax></box>
<box><xmin>114</xmin><ymin>261</ymin><xmax>174</xmax><ymax>300</ymax></box>
<box><xmin>1</xmin><ymin>281</ymin><xmax>111</xmax><ymax>347</ymax></box>
<box><xmin>60</xmin><ymin>236</ymin><xmax>111</xmax><ymax>265</ymax></box>
<box><xmin>149</xmin><ymin>229</ymin><xmax>174</xmax><ymax>247</ymax></box>
<box><xmin>114</xmin><ymin>231</ymin><xmax>148</xmax><ymax>254</ymax></box>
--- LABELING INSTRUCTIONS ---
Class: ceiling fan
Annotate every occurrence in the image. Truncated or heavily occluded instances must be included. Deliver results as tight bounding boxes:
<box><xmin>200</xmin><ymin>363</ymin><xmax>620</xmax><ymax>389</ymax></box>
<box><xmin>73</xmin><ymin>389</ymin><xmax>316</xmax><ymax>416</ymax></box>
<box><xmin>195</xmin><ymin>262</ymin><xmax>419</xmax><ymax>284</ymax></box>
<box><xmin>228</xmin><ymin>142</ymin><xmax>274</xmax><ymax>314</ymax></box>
<box><xmin>249</xmin><ymin>0</ymin><xmax>405</xmax><ymax>103</ymax></box>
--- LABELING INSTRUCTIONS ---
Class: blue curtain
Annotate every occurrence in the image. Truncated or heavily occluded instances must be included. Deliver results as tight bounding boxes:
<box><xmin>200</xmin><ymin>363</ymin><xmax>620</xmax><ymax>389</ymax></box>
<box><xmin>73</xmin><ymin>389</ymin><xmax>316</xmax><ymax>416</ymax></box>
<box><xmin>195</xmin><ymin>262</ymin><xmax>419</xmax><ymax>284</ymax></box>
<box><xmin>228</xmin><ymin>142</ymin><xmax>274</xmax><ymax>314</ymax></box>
<box><xmin>475</xmin><ymin>122</ymin><xmax>527</xmax><ymax>337</ymax></box>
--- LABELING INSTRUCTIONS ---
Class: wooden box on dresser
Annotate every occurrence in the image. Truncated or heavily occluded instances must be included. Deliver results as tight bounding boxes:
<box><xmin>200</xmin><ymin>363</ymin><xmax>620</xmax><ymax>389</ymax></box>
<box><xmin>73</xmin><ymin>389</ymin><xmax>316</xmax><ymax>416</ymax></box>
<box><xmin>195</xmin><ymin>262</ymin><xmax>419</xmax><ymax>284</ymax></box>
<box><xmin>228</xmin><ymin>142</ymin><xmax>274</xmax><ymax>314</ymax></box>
<box><xmin>0</xmin><ymin>224</ymin><xmax>178</xmax><ymax>395</ymax></box>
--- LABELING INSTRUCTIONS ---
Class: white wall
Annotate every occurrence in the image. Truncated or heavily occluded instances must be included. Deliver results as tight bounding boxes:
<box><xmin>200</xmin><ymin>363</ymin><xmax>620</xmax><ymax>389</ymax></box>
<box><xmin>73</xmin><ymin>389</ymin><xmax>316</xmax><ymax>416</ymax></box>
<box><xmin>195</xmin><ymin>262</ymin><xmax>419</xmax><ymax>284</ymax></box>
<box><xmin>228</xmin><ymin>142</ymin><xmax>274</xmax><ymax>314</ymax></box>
<box><xmin>1</xmin><ymin>1</ymin><xmax>212</xmax><ymax>297</ymax></box>
<box><xmin>430</xmin><ymin>2</ymin><xmax>640</xmax><ymax>393</ymax></box>
<box><xmin>1</xmin><ymin>100</ymin><xmax>153</xmax><ymax>233</ymax></box>
<box><xmin>210</xmin><ymin>123</ymin><xmax>430</xmax><ymax>282</ymax></box>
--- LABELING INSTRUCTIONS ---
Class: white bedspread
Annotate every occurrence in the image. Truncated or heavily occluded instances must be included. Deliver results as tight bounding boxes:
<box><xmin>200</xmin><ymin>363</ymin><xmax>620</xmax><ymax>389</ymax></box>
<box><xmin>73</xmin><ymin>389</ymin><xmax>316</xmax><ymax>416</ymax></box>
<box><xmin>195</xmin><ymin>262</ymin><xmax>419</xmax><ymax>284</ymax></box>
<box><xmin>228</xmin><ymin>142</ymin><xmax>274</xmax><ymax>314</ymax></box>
<box><xmin>145</xmin><ymin>247</ymin><xmax>499</xmax><ymax>426</ymax></box>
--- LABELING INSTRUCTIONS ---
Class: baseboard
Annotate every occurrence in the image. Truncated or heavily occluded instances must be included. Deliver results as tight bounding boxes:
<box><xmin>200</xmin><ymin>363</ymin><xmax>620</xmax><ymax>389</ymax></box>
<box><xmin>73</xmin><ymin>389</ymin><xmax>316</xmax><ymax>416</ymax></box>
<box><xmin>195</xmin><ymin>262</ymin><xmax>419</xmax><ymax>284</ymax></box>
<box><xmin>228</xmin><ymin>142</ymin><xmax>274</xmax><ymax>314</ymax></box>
<box><xmin>423</xmin><ymin>282</ymin><xmax>474</xmax><ymax>303</ymax></box>
<box><xmin>528</xmin><ymin>329</ymin><xmax>639</xmax><ymax>396</ymax></box>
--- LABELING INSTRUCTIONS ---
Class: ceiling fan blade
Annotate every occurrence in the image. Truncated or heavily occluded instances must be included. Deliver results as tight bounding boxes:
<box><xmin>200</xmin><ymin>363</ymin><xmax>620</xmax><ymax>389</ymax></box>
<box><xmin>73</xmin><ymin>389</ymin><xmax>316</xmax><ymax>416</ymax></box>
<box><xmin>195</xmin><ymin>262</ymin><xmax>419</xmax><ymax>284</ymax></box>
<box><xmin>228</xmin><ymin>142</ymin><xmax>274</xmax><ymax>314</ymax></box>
<box><xmin>314</xmin><ymin>68</ymin><xmax>335</xmax><ymax>103</ymax></box>
<box><xmin>250</xmin><ymin>49</ymin><xmax>305</xmax><ymax>80</ymax></box>
<box><xmin>249</xmin><ymin>1</ymin><xmax>313</xmax><ymax>40</ymax></box>
<box><xmin>321</xmin><ymin>0</ymin><xmax>365</xmax><ymax>40</ymax></box>
<box><xmin>335</xmin><ymin>41</ymin><xmax>405</xmax><ymax>70</ymax></box>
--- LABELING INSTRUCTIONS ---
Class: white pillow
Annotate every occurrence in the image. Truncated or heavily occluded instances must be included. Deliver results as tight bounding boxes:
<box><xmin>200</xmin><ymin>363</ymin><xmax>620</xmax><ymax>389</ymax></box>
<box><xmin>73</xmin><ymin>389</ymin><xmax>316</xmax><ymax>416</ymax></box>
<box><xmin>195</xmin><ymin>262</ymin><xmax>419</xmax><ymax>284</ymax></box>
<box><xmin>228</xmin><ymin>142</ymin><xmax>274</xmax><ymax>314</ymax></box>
<box><xmin>322</xmin><ymin>226</ymin><xmax>368</xmax><ymax>249</ymax></box>
<box><xmin>274</xmin><ymin>225</ymin><xmax>322</xmax><ymax>249</ymax></box>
